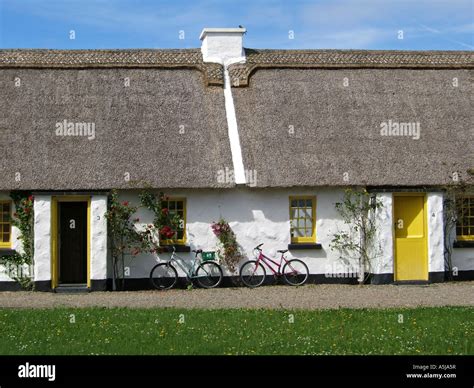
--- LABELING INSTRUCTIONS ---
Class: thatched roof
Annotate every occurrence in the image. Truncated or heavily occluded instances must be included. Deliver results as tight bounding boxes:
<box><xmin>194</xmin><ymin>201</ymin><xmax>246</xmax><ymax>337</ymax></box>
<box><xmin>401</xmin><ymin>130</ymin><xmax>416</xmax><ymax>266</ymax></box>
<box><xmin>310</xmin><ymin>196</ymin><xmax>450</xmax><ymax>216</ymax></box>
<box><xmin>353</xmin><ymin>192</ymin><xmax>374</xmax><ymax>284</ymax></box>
<box><xmin>233</xmin><ymin>50</ymin><xmax>473</xmax><ymax>187</ymax></box>
<box><xmin>0</xmin><ymin>48</ymin><xmax>472</xmax><ymax>189</ymax></box>
<box><xmin>0</xmin><ymin>55</ymin><xmax>232</xmax><ymax>190</ymax></box>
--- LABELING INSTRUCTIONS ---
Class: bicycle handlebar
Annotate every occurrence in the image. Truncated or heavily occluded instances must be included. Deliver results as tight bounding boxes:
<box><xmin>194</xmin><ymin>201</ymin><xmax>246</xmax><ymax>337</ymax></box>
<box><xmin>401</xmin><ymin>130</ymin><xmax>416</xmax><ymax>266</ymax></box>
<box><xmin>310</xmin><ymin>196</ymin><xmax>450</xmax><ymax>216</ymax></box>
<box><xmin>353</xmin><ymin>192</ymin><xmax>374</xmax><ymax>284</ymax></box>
<box><xmin>254</xmin><ymin>243</ymin><xmax>264</xmax><ymax>250</ymax></box>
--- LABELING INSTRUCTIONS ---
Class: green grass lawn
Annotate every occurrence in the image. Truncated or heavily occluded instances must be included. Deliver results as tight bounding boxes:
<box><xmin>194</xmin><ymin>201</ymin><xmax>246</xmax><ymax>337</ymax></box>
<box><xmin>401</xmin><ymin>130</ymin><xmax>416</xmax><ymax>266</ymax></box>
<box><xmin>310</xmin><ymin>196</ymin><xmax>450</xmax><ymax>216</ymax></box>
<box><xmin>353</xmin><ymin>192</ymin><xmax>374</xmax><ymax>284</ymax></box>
<box><xmin>0</xmin><ymin>306</ymin><xmax>472</xmax><ymax>355</ymax></box>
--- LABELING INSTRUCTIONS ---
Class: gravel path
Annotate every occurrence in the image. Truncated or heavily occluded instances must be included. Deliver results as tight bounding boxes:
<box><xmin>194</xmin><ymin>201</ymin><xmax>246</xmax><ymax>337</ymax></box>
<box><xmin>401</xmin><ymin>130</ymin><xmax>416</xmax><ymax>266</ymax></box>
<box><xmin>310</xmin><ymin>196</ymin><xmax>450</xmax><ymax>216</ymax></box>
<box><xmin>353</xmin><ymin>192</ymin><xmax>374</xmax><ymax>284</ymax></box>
<box><xmin>0</xmin><ymin>282</ymin><xmax>473</xmax><ymax>310</ymax></box>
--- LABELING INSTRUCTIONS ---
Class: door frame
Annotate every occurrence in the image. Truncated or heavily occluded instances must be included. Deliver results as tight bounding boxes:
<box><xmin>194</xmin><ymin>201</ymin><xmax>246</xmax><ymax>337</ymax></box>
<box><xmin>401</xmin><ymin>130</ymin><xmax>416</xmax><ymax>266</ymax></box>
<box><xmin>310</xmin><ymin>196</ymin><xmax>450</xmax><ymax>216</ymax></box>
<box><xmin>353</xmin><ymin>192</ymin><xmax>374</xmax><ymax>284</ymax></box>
<box><xmin>51</xmin><ymin>196</ymin><xmax>91</xmax><ymax>289</ymax></box>
<box><xmin>392</xmin><ymin>192</ymin><xmax>428</xmax><ymax>281</ymax></box>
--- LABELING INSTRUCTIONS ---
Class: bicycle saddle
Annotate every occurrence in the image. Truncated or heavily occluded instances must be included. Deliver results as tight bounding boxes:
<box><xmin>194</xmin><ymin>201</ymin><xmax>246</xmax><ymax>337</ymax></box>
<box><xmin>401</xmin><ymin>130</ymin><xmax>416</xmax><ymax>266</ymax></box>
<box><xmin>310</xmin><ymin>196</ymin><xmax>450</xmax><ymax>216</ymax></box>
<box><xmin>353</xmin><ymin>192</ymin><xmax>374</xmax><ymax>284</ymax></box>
<box><xmin>277</xmin><ymin>249</ymin><xmax>288</xmax><ymax>253</ymax></box>
<box><xmin>192</xmin><ymin>249</ymin><xmax>203</xmax><ymax>254</ymax></box>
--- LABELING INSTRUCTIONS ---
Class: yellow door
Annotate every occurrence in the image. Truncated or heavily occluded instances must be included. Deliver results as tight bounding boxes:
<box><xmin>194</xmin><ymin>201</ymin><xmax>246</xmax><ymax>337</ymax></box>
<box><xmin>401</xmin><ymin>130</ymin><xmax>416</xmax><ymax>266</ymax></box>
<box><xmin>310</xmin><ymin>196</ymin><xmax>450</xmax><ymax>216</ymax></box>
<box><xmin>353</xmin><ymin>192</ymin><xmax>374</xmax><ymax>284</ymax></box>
<box><xmin>394</xmin><ymin>194</ymin><xmax>428</xmax><ymax>281</ymax></box>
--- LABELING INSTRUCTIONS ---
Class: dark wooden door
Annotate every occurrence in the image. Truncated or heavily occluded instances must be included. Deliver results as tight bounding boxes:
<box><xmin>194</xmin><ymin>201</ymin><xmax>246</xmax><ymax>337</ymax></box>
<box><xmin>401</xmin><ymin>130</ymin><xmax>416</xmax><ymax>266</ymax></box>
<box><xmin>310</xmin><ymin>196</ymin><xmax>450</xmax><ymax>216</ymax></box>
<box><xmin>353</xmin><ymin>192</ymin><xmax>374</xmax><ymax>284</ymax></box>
<box><xmin>59</xmin><ymin>202</ymin><xmax>87</xmax><ymax>284</ymax></box>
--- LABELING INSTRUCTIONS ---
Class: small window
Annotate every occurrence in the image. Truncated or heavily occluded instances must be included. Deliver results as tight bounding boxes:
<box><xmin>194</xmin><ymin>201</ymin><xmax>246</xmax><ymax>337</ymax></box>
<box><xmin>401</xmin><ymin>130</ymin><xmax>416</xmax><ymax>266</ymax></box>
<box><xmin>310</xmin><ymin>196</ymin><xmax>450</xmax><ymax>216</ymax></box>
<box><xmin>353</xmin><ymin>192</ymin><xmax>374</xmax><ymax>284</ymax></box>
<box><xmin>0</xmin><ymin>201</ymin><xmax>12</xmax><ymax>248</ymax></box>
<box><xmin>457</xmin><ymin>196</ymin><xmax>474</xmax><ymax>240</ymax></box>
<box><xmin>160</xmin><ymin>198</ymin><xmax>186</xmax><ymax>245</ymax></box>
<box><xmin>289</xmin><ymin>196</ymin><xmax>316</xmax><ymax>243</ymax></box>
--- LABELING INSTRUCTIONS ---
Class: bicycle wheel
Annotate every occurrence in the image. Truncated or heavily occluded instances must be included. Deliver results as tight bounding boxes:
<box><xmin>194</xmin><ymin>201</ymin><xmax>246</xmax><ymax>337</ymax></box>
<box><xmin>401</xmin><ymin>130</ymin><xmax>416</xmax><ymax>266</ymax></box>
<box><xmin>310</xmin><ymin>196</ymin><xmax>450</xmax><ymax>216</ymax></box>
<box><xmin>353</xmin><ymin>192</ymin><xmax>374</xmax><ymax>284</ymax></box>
<box><xmin>282</xmin><ymin>259</ymin><xmax>309</xmax><ymax>286</ymax></box>
<box><xmin>195</xmin><ymin>261</ymin><xmax>223</xmax><ymax>289</ymax></box>
<box><xmin>149</xmin><ymin>263</ymin><xmax>178</xmax><ymax>290</ymax></box>
<box><xmin>240</xmin><ymin>260</ymin><xmax>266</xmax><ymax>288</ymax></box>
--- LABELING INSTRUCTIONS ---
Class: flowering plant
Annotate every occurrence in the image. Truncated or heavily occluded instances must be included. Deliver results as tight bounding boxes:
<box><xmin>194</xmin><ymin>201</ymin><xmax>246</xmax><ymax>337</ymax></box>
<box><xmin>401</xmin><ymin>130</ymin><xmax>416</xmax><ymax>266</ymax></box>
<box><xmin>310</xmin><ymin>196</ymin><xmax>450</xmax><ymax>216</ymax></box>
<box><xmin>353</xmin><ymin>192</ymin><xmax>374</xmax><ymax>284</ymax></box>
<box><xmin>104</xmin><ymin>190</ymin><xmax>142</xmax><ymax>289</ymax></box>
<box><xmin>4</xmin><ymin>192</ymin><xmax>35</xmax><ymax>289</ymax></box>
<box><xmin>136</xmin><ymin>190</ymin><xmax>181</xmax><ymax>254</ymax></box>
<box><xmin>211</xmin><ymin>218</ymin><xmax>244</xmax><ymax>272</ymax></box>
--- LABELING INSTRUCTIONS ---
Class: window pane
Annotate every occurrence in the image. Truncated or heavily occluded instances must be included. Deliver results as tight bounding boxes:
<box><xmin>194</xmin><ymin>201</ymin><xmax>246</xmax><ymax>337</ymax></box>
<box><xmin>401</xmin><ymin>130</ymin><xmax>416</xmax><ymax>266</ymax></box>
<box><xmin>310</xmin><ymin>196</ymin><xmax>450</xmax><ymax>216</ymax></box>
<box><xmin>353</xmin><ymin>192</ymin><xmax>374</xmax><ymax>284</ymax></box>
<box><xmin>305</xmin><ymin>228</ymin><xmax>312</xmax><ymax>237</ymax></box>
<box><xmin>294</xmin><ymin>228</ymin><xmax>304</xmax><ymax>237</ymax></box>
<box><xmin>302</xmin><ymin>208</ymin><xmax>311</xmax><ymax>218</ymax></box>
<box><xmin>298</xmin><ymin>199</ymin><xmax>305</xmax><ymax>207</ymax></box>
<box><xmin>2</xmin><ymin>233</ymin><xmax>9</xmax><ymax>243</ymax></box>
<box><xmin>177</xmin><ymin>201</ymin><xmax>183</xmax><ymax>210</ymax></box>
<box><xmin>306</xmin><ymin>199</ymin><xmax>312</xmax><ymax>207</ymax></box>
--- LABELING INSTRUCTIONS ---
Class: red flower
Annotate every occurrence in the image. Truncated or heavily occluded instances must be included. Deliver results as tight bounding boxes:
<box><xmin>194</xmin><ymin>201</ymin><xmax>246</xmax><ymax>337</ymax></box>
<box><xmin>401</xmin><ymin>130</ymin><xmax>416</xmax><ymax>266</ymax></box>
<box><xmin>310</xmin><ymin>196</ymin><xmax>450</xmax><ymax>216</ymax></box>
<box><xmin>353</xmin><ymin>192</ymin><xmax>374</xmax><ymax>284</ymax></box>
<box><xmin>160</xmin><ymin>226</ymin><xmax>175</xmax><ymax>239</ymax></box>
<box><xmin>122</xmin><ymin>201</ymin><xmax>129</xmax><ymax>206</ymax></box>
<box><xmin>28</xmin><ymin>195</ymin><xmax>34</xmax><ymax>201</ymax></box>
<box><xmin>13</xmin><ymin>212</ymin><xmax>18</xmax><ymax>217</ymax></box>
<box><xmin>162</xmin><ymin>208</ymin><xmax>169</xmax><ymax>216</ymax></box>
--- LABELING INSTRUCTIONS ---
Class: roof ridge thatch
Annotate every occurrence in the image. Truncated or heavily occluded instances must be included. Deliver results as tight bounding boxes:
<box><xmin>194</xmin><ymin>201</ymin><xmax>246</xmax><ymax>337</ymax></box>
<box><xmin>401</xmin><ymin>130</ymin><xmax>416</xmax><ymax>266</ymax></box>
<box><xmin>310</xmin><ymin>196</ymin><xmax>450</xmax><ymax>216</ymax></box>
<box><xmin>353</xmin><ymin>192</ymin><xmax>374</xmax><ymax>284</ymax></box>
<box><xmin>0</xmin><ymin>48</ymin><xmax>223</xmax><ymax>86</ymax></box>
<box><xmin>228</xmin><ymin>48</ymin><xmax>474</xmax><ymax>86</ymax></box>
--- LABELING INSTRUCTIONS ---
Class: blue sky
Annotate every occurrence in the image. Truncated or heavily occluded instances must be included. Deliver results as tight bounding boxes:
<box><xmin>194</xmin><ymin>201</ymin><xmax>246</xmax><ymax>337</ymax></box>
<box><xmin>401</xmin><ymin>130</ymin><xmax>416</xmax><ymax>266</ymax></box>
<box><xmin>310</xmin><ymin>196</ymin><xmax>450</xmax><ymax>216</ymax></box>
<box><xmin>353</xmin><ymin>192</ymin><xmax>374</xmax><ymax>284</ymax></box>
<box><xmin>0</xmin><ymin>0</ymin><xmax>472</xmax><ymax>50</ymax></box>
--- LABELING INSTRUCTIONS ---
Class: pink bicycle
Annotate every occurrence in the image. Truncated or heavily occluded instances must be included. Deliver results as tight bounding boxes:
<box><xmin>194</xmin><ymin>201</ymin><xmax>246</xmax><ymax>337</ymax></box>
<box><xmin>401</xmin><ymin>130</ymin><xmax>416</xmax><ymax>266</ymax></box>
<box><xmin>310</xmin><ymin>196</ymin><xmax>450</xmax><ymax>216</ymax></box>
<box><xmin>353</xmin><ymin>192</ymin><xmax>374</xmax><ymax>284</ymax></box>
<box><xmin>239</xmin><ymin>243</ymin><xmax>309</xmax><ymax>288</ymax></box>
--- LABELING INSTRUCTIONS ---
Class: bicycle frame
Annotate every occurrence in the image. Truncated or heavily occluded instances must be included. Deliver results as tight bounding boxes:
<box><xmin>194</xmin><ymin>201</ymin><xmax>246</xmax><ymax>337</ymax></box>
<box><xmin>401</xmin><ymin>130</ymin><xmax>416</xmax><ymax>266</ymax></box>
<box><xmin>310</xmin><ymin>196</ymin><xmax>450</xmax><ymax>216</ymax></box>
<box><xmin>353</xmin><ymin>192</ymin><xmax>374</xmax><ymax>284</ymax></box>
<box><xmin>255</xmin><ymin>250</ymin><xmax>290</xmax><ymax>275</ymax></box>
<box><xmin>166</xmin><ymin>250</ymin><xmax>202</xmax><ymax>279</ymax></box>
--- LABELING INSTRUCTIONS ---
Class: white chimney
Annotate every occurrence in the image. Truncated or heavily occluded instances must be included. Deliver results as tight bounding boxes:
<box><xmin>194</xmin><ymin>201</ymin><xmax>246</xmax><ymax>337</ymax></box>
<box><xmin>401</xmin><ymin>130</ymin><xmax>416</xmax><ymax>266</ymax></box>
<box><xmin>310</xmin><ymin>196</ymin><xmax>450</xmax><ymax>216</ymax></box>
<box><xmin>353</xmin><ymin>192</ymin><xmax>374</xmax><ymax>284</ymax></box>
<box><xmin>200</xmin><ymin>28</ymin><xmax>246</xmax><ymax>66</ymax></box>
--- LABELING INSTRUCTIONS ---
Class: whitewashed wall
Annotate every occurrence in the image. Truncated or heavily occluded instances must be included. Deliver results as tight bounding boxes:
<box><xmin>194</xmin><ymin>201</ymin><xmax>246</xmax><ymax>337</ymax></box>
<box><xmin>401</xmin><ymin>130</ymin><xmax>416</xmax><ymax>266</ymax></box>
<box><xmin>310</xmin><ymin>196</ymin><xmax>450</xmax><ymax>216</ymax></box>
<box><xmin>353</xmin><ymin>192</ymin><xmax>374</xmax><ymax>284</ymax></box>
<box><xmin>427</xmin><ymin>193</ymin><xmax>445</xmax><ymax>274</ymax></box>
<box><xmin>117</xmin><ymin>188</ymin><xmax>388</xmax><ymax>280</ymax></box>
<box><xmin>452</xmin><ymin>248</ymin><xmax>474</xmax><ymax>271</ymax></box>
<box><xmin>2</xmin><ymin>188</ymin><xmax>472</xmax><ymax>289</ymax></box>
<box><xmin>33</xmin><ymin>195</ymin><xmax>52</xmax><ymax>283</ymax></box>
<box><xmin>90</xmin><ymin>196</ymin><xmax>108</xmax><ymax>281</ymax></box>
<box><xmin>372</xmin><ymin>193</ymin><xmax>394</xmax><ymax>275</ymax></box>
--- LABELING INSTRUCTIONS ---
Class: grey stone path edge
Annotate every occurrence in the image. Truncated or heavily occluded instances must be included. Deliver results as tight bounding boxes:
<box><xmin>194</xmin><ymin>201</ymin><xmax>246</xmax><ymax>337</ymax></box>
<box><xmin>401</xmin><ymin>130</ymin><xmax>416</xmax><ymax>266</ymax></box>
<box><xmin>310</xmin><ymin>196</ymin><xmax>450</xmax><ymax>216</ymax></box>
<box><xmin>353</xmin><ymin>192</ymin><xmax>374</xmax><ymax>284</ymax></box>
<box><xmin>0</xmin><ymin>282</ymin><xmax>473</xmax><ymax>310</ymax></box>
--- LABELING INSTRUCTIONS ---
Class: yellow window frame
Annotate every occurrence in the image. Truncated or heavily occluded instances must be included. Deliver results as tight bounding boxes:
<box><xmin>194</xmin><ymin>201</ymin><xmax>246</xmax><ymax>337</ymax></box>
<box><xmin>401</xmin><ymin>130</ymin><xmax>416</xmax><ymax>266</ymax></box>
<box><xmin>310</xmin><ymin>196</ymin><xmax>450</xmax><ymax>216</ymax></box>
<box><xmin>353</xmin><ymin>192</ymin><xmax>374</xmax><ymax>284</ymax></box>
<box><xmin>159</xmin><ymin>197</ymin><xmax>187</xmax><ymax>245</ymax></box>
<box><xmin>456</xmin><ymin>196</ymin><xmax>474</xmax><ymax>241</ymax></box>
<box><xmin>289</xmin><ymin>196</ymin><xmax>316</xmax><ymax>243</ymax></box>
<box><xmin>0</xmin><ymin>200</ymin><xmax>12</xmax><ymax>249</ymax></box>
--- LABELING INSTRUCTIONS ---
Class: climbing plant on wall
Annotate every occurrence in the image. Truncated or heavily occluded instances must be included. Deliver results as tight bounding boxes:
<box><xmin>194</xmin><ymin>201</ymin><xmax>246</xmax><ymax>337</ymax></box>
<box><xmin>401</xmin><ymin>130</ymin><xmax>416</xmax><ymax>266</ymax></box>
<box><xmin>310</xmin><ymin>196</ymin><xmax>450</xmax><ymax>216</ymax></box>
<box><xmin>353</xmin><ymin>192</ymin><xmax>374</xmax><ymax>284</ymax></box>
<box><xmin>330</xmin><ymin>188</ymin><xmax>383</xmax><ymax>284</ymax></box>
<box><xmin>211</xmin><ymin>218</ymin><xmax>244</xmax><ymax>273</ymax></box>
<box><xmin>4</xmin><ymin>192</ymin><xmax>35</xmax><ymax>290</ymax></box>
<box><xmin>104</xmin><ymin>189</ymin><xmax>141</xmax><ymax>290</ymax></box>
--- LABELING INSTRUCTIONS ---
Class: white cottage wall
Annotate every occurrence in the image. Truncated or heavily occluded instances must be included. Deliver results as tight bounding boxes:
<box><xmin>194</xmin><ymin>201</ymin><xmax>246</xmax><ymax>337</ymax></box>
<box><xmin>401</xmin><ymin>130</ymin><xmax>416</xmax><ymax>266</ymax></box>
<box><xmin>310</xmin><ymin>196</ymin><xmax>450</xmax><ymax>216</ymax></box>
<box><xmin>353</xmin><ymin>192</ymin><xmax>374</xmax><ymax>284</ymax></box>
<box><xmin>117</xmin><ymin>188</ymin><xmax>363</xmax><ymax>280</ymax></box>
<box><xmin>427</xmin><ymin>193</ymin><xmax>445</xmax><ymax>275</ymax></box>
<box><xmin>90</xmin><ymin>196</ymin><xmax>108</xmax><ymax>283</ymax></box>
<box><xmin>33</xmin><ymin>195</ymin><xmax>52</xmax><ymax>284</ymax></box>
<box><xmin>372</xmin><ymin>193</ymin><xmax>394</xmax><ymax>276</ymax></box>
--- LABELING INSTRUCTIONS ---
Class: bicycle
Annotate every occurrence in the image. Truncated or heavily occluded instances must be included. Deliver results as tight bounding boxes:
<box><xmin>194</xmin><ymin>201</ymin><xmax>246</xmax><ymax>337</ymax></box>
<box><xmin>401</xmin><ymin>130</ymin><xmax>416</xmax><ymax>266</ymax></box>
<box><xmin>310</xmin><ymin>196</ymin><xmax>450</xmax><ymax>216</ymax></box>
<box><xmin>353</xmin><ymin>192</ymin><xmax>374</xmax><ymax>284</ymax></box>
<box><xmin>149</xmin><ymin>246</ymin><xmax>223</xmax><ymax>290</ymax></box>
<box><xmin>239</xmin><ymin>243</ymin><xmax>309</xmax><ymax>288</ymax></box>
